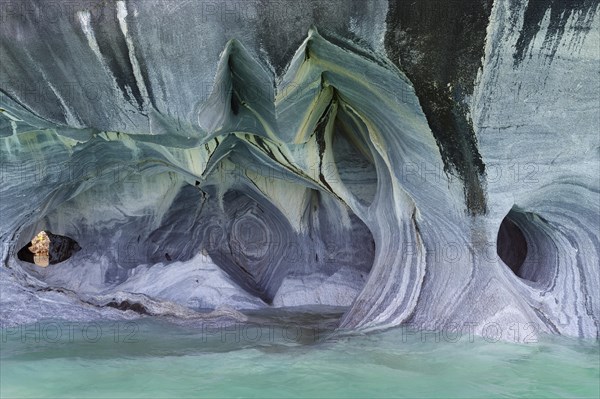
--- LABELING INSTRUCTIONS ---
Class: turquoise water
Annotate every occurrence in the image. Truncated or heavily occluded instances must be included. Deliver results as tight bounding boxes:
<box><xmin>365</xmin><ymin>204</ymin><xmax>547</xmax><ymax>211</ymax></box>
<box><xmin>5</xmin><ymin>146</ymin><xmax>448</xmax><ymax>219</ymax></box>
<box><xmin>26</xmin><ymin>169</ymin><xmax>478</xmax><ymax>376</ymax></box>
<box><xmin>1</xmin><ymin>313</ymin><xmax>598</xmax><ymax>398</ymax></box>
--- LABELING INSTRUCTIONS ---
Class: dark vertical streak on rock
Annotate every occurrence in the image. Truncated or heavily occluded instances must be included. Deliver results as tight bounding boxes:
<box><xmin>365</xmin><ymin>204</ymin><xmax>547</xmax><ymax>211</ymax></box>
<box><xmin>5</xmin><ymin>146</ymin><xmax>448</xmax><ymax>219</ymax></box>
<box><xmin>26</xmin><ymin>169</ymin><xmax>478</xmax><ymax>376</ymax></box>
<box><xmin>513</xmin><ymin>0</ymin><xmax>598</xmax><ymax>66</ymax></box>
<box><xmin>134</xmin><ymin>54</ymin><xmax>156</xmax><ymax>111</ymax></box>
<box><xmin>384</xmin><ymin>0</ymin><xmax>493</xmax><ymax>214</ymax></box>
<box><xmin>91</xmin><ymin>8</ymin><xmax>145</xmax><ymax>110</ymax></box>
<box><xmin>227</xmin><ymin>56</ymin><xmax>241</xmax><ymax>115</ymax></box>
<box><xmin>127</xmin><ymin>32</ymin><xmax>160</xmax><ymax>112</ymax></box>
<box><xmin>315</xmin><ymin>96</ymin><xmax>335</xmax><ymax>193</ymax></box>
<box><xmin>125</xmin><ymin>6</ymin><xmax>158</xmax><ymax>113</ymax></box>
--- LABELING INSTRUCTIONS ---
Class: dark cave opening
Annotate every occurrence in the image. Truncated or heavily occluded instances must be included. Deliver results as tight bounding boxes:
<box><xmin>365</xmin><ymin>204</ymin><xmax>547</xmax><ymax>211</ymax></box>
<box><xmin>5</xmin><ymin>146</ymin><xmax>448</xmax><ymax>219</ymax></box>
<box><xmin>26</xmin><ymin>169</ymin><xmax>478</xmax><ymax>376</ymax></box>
<box><xmin>496</xmin><ymin>215</ymin><xmax>528</xmax><ymax>277</ymax></box>
<box><xmin>17</xmin><ymin>230</ymin><xmax>81</xmax><ymax>267</ymax></box>
<box><xmin>496</xmin><ymin>207</ymin><xmax>558</xmax><ymax>286</ymax></box>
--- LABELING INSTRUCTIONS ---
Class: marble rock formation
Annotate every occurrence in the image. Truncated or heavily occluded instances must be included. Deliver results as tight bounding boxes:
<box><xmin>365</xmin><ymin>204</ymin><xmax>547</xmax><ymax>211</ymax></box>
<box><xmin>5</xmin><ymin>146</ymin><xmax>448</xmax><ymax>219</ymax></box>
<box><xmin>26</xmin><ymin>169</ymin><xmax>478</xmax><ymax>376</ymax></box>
<box><xmin>0</xmin><ymin>0</ymin><xmax>598</xmax><ymax>340</ymax></box>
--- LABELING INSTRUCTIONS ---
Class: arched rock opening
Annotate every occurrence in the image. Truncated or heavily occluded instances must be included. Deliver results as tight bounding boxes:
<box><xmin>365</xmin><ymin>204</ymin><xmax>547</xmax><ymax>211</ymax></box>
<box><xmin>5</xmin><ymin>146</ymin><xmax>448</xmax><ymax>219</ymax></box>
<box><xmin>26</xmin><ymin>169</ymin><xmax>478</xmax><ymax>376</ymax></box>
<box><xmin>496</xmin><ymin>215</ymin><xmax>528</xmax><ymax>276</ymax></box>
<box><xmin>17</xmin><ymin>230</ymin><xmax>81</xmax><ymax>267</ymax></box>
<box><xmin>497</xmin><ymin>207</ymin><xmax>558</xmax><ymax>287</ymax></box>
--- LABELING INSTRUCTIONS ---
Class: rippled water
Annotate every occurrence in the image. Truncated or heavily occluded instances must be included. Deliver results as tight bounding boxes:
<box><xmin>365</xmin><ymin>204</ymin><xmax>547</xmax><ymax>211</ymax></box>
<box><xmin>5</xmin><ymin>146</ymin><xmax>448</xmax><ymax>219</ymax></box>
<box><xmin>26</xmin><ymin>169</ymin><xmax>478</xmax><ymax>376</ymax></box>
<box><xmin>1</xmin><ymin>310</ymin><xmax>598</xmax><ymax>398</ymax></box>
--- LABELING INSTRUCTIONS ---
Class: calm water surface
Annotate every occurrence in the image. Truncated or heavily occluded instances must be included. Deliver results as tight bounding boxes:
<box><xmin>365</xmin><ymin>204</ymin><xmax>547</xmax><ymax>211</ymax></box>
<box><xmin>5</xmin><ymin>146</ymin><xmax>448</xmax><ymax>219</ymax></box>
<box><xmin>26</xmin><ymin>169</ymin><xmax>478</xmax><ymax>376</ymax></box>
<box><xmin>1</xmin><ymin>310</ymin><xmax>598</xmax><ymax>398</ymax></box>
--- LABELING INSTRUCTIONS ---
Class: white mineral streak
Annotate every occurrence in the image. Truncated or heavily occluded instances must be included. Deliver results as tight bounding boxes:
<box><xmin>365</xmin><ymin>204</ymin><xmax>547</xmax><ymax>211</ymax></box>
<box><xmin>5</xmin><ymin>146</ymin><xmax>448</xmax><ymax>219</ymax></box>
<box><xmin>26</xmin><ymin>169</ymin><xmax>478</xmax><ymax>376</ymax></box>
<box><xmin>116</xmin><ymin>1</ymin><xmax>150</xmax><ymax>109</ymax></box>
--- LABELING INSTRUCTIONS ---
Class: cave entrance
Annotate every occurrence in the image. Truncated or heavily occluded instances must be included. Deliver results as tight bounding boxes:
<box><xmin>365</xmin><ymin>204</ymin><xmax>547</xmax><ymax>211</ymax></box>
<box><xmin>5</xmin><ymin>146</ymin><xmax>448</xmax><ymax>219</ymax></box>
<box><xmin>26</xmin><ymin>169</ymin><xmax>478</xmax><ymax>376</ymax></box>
<box><xmin>17</xmin><ymin>230</ymin><xmax>81</xmax><ymax>267</ymax></box>
<box><xmin>496</xmin><ymin>207</ymin><xmax>557</xmax><ymax>286</ymax></box>
<box><xmin>496</xmin><ymin>214</ymin><xmax>528</xmax><ymax>277</ymax></box>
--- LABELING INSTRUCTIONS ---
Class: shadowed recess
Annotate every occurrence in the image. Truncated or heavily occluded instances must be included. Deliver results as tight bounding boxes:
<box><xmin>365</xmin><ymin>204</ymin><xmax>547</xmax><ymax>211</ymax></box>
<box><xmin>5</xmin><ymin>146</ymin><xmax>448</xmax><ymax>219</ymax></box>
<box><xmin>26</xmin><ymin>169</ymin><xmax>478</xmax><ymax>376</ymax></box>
<box><xmin>497</xmin><ymin>214</ymin><xmax>528</xmax><ymax>276</ymax></box>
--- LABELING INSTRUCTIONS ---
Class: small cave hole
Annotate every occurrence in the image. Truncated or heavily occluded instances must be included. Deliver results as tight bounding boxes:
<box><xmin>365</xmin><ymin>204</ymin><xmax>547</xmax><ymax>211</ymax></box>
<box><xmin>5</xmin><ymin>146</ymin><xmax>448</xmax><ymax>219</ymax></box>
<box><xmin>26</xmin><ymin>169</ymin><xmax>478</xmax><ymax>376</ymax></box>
<box><xmin>17</xmin><ymin>230</ymin><xmax>81</xmax><ymax>267</ymax></box>
<box><xmin>496</xmin><ymin>215</ymin><xmax>528</xmax><ymax>277</ymax></box>
<box><xmin>497</xmin><ymin>208</ymin><xmax>558</xmax><ymax>287</ymax></box>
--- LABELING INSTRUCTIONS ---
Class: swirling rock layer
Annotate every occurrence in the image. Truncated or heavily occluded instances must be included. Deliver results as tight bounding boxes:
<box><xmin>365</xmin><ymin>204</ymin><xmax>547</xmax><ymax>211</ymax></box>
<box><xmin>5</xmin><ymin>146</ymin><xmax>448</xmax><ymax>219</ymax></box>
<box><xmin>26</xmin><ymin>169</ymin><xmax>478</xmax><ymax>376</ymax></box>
<box><xmin>0</xmin><ymin>0</ymin><xmax>598</xmax><ymax>339</ymax></box>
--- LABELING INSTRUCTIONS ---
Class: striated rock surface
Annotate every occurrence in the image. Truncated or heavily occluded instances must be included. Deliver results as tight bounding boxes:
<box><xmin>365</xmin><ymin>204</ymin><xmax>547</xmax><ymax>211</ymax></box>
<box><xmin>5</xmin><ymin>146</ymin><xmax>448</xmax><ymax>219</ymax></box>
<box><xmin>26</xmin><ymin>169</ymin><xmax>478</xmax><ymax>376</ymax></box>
<box><xmin>0</xmin><ymin>0</ymin><xmax>598</xmax><ymax>339</ymax></box>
